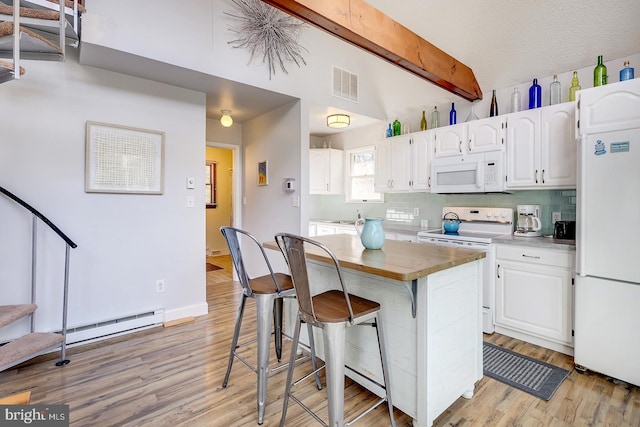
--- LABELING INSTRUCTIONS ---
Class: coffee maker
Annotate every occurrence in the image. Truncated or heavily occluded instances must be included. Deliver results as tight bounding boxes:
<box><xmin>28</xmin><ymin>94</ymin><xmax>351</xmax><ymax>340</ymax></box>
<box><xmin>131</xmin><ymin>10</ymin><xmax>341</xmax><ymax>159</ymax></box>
<box><xmin>514</xmin><ymin>204</ymin><xmax>542</xmax><ymax>237</ymax></box>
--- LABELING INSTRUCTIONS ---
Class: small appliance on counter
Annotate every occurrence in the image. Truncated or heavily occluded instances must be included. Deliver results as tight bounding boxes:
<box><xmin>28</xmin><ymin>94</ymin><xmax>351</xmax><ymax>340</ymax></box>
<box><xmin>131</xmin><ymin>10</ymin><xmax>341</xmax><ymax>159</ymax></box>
<box><xmin>514</xmin><ymin>204</ymin><xmax>542</xmax><ymax>237</ymax></box>
<box><xmin>553</xmin><ymin>220</ymin><xmax>576</xmax><ymax>240</ymax></box>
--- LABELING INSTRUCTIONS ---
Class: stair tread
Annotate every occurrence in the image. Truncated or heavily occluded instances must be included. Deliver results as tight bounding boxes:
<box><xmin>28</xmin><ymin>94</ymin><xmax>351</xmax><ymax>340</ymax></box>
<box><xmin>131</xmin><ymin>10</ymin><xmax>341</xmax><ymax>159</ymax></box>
<box><xmin>0</xmin><ymin>304</ymin><xmax>37</xmax><ymax>328</ymax></box>
<box><xmin>0</xmin><ymin>332</ymin><xmax>63</xmax><ymax>371</ymax></box>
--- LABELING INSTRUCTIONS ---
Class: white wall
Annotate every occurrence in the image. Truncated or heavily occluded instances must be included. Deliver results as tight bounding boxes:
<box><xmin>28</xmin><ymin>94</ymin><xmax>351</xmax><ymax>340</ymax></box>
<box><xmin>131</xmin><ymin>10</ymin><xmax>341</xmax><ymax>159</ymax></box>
<box><xmin>240</xmin><ymin>101</ymin><xmax>306</xmax><ymax>275</ymax></box>
<box><xmin>0</xmin><ymin>51</ymin><xmax>208</xmax><ymax>340</ymax></box>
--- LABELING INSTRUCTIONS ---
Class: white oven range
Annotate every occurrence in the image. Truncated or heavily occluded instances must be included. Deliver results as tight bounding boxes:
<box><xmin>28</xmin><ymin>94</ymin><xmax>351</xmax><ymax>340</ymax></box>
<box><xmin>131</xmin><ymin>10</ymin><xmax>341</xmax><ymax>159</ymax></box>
<box><xmin>417</xmin><ymin>207</ymin><xmax>514</xmax><ymax>334</ymax></box>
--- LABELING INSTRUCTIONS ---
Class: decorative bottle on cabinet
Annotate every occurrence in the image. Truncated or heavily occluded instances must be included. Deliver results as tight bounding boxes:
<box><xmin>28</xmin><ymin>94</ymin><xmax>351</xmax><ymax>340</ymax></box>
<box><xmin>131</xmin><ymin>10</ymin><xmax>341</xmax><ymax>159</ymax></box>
<box><xmin>449</xmin><ymin>103</ymin><xmax>457</xmax><ymax>125</ymax></box>
<box><xmin>569</xmin><ymin>71</ymin><xmax>581</xmax><ymax>101</ymax></box>
<box><xmin>392</xmin><ymin>119</ymin><xmax>401</xmax><ymax>136</ymax></box>
<box><xmin>420</xmin><ymin>111</ymin><xmax>427</xmax><ymax>131</ymax></box>
<box><xmin>550</xmin><ymin>74</ymin><xmax>561</xmax><ymax>105</ymax></box>
<box><xmin>620</xmin><ymin>61</ymin><xmax>635</xmax><ymax>81</ymax></box>
<box><xmin>594</xmin><ymin>55</ymin><xmax>607</xmax><ymax>86</ymax></box>
<box><xmin>386</xmin><ymin>123</ymin><xmax>393</xmax><ymax>138</ymax></box>
<box><xmin>510</xmin><ymin>87</ymin><xmax>522</xmax><ymax>113</ymax></box>
<box><xmin>528</xmin><ymin>78</ymin><xmax>542</xmax><ymax>109</ymax></box>
<box><xmin>489</xmin><ymin>90</ymin><xmax>498</xmax><ymax>117</ymax></box>
<box><xmin>430</xmin><ymin>106</ymin><xmax>439</xmax><ymax>128</ymax></box>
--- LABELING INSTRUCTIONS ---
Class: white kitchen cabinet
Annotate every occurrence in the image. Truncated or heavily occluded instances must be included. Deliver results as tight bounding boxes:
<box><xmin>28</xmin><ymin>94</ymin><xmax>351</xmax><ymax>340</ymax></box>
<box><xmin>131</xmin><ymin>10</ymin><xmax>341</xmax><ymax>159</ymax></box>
<box><xmin>310</xmin><ymin>148</ymin><xmax>344</xmax><ymax>194</ymax></box>
<box><xmin>494</xmin><ymin>244</ymin><xmax>575</xmax><ymax>355</ymax></box>
<box><xmin>375</xmin><ymin>131</ymin><xmax>432</xmax><ymax>193</ymax></box>
<box><xmin>309</xmin><ymin>222</ymin><xmax>357</xmax><ymax>237</ymax></box>
<box><xmin>434</xmin><ymin>116</ymin><xmax>505</xmax><ymax>158</ymax></box>
<box><xmin>505</xmin><ymin>102</ymin><xmax>576</xmax><ymax>189</ymax></box>
<box><xmin>434</xmin><ymin>122</ymin><xmax>467</xmax><ymax>157</ymax></box>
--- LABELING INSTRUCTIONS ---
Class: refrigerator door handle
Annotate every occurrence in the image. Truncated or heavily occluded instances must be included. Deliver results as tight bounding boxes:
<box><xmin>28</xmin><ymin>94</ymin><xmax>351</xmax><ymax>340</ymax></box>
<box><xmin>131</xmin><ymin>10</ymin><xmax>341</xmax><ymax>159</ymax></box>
<box><xmin>576</xmin><ymin>134</ymin><xmax>587</xmax><ymax>276</ymax></box>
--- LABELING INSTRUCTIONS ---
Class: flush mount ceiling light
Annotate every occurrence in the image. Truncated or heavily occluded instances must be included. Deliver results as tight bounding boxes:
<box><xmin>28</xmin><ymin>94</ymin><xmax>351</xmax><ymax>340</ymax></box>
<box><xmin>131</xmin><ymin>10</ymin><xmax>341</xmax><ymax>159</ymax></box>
<box><xmin>220</xmin><ymin>110</ymin><xmax>233</xmax><ymax>127</ymax></box>
<box><xmin>326</xmin><ymin>114</ymin><xmax>350</xmax><ymax>129</ymax></box>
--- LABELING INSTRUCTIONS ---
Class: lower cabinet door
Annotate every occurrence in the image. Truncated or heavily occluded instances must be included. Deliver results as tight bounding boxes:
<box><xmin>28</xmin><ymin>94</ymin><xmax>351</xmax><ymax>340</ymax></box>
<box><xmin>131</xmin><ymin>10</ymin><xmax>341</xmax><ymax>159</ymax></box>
<box><xmin>495</xmin><ymin>260</ymin><xmax>573</xmax><ymax>345</ymax></box>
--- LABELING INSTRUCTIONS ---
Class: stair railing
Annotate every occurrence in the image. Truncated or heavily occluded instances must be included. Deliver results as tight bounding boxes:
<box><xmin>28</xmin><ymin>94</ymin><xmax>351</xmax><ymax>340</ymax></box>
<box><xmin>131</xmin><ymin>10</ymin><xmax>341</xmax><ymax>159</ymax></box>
<box><xmin>0</xmin><ymin>185</ymin><xmax>77</xmax><ymax>366</ymax></box>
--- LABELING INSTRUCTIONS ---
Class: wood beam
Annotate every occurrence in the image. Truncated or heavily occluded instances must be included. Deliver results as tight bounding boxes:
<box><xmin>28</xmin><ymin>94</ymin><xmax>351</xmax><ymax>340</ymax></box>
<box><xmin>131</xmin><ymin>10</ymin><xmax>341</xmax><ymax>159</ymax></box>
<box><xmin>261</xmin><ymin>0</ymin><xmax>482</xmax><ymax>101</ymax></box>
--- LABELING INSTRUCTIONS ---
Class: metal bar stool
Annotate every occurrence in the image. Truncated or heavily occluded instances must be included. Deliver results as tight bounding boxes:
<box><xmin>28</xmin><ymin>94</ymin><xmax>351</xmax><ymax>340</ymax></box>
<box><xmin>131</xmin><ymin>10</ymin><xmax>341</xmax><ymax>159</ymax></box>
<box><xmin>275</xmin><ymin>233</ymin><xmax>396</xmax><ymax>427</ymax></box>
<box><xmin>220</xmin><ymin>227</ymin><xmax>321</xmax><ymax>425</ymax></box>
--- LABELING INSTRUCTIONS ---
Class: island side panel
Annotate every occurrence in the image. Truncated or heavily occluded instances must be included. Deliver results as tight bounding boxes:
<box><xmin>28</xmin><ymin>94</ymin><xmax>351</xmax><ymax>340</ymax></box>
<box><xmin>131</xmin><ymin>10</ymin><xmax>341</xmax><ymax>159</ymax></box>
<box><xmin>418</xmin><ymin>260</ymin><xmax>483</xmax><ymax>427</ymax></box>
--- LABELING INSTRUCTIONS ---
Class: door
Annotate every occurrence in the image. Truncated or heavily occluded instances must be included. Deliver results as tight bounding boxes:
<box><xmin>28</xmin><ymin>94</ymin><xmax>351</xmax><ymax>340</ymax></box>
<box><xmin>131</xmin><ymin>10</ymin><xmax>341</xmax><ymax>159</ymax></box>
<box><xmin>540</xmin><ymin>103</ymin><xmax>576</xmax><ymax>187</ymax></box>
<box><xmin>467</xmin><ymin>115</ymin><xmax>505</xmax><ymax>153</ymax></box>
<box><xmin>577</xmin><ymin>130</ymin><xmax>640</xmax><ymax>283</ymax></box>
<box><xmin>505</xmin><ymin>109</ymin><xmax>539</xmax><ymax>188</ymax></box>
<box><xmin>434</xmin><ymin>122</ymin><xmax>467</xmax><ymax>157</ymax></box>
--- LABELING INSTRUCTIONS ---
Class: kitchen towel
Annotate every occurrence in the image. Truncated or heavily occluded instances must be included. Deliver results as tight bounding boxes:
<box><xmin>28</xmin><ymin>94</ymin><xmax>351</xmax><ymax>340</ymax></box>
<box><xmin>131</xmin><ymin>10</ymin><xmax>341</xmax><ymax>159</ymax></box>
<box><xmin>483</xmin><ymin>342</ymin><xmax>570</xmax><ymax>400</ymax></box>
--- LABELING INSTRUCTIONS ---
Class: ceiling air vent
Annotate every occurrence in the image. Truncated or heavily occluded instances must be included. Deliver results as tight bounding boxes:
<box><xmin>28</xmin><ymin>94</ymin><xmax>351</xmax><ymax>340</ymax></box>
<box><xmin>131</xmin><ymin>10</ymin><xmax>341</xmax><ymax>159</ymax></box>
<box><xmin>332</xmin><ymin>66</ymin><xmax>358</xmax><ymax>103</ymax></box>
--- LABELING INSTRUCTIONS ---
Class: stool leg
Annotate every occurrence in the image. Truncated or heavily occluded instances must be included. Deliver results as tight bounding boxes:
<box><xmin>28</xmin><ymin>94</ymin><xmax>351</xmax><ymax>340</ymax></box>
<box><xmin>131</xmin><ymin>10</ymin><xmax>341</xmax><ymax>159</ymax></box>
<box><xmin>279</xmin><ymin>317</ymin><xmax>302</xmax><ymax>427</ymax></box>
<box><xmin>306</xmin><ymin>322</ymin><xmax>322</xmax><ymax>390</ymax></box>
<box><xmin>255</xmin><ymin>294</ymin><xmax>275</xmax><ymax>425</ymax></box>
<box><xmin>323</xmin><ymin>322</ymin><xmax>347</xmax><ymax>427</ymax></box>
<box><xmin>274</xmin><ymin>297</ymin><xmax>284</xmax><ymax>362</ymax></box>
<box><xmin>222</xmin><ymin>295</ymin><xmax>247</xmax><ymax>388</ymax></box>
<box><xmin>375</xmin><ymin>314</ymin><xmax>396</xmax><ymax>427</ymax></box>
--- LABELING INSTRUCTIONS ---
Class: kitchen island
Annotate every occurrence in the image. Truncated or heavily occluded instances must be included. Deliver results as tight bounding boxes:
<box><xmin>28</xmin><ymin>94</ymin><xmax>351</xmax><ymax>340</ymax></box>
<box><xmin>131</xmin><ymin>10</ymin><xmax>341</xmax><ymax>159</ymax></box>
<box><xmin>265</xmin><ymin>234</ymin><xmax>486</xmax><ymax>427</ymax></box>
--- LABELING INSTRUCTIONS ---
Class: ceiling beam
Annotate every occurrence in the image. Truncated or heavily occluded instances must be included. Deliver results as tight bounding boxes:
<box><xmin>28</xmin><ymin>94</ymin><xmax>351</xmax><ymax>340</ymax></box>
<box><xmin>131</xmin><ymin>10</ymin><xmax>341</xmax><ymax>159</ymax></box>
<box><xmin>261</xmin><ymin>0</ymin><xmax>482</xmax><ymax>101</ymax></box>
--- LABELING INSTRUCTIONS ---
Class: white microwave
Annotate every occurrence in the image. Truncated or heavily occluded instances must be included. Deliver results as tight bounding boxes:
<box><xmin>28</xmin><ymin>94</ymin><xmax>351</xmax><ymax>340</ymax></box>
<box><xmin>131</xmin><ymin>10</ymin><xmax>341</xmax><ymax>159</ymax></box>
<box><xmin>431</xmin><ymin>152</ymin><xmax>505</xmax><ymax>193</ymax></box>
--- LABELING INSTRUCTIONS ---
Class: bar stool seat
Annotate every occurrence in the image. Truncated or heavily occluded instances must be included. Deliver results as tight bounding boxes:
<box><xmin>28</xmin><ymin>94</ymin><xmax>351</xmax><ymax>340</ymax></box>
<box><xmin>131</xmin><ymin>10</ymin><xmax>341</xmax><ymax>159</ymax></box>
<box><xmin>276</xmin><ymin>233</ymin><xmax>396</xmax><ymax>427</ymax></box>
<box><xmin>220</xmin><ymin>227</ymin><xmax>321</xmax><ymax>425</ymax></box>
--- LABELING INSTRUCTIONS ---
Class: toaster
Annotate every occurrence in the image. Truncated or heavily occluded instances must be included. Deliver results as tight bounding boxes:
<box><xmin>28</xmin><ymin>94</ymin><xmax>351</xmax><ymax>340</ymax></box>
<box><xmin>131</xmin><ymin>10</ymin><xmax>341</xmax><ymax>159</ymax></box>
<box><xmin>553</xmin><ymin>220</ymin><xmax>576</xmax><ymax>240</ymax></box>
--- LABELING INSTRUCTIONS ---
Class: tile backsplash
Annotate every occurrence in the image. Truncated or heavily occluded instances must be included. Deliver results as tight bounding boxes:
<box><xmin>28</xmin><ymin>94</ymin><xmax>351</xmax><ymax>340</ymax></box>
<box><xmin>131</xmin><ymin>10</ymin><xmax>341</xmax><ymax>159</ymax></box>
<box><xmin>309</xmin><ymin>190</ymin><xmax>576</xmax><ymax>236</ymax></box>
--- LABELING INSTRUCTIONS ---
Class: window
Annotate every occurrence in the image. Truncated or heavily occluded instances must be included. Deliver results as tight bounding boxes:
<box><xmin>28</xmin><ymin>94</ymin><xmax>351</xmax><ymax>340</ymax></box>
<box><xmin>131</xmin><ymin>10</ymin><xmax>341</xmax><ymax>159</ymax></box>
<box><xmin>205</xmin><ymin>162</ymin><xmax>217</xmax><ymax>208</ymax></box>
<box><xmin>345</xmin><ymin>146</ymin><xmax>383</xmax><ymax>203</ymax></box>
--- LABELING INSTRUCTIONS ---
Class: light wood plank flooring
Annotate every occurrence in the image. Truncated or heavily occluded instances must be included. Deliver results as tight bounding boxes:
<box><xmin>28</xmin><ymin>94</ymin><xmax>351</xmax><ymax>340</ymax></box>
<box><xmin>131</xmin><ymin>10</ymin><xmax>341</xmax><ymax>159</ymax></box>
<box><xmin>1</xmin><ymin>255</ymin><xmax>639</xmax><ymax>426</ymax></box>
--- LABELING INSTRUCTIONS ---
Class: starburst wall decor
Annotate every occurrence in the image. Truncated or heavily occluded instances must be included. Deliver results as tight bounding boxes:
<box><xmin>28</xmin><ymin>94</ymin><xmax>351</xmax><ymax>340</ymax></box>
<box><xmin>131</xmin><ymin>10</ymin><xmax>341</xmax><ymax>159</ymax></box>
<box><xmin>225</xmin><ymin>0</ymin><xmax>308</xmax><ymax>79</ymax></box>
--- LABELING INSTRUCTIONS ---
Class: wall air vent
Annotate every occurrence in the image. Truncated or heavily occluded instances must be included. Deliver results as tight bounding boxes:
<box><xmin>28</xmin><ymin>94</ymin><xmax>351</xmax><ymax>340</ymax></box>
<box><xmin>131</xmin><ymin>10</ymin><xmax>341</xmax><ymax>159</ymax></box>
<box><xmin>332</xmin><ymin>66</ymin><xmax>358</xmax><ymax>103</ymax></box>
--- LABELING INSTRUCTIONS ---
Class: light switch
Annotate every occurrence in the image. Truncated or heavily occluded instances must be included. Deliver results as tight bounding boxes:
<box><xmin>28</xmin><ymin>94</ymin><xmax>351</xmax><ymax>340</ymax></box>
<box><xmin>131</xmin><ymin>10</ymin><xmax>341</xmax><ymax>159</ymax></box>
<box><xmin>186</xmin><ymin>177</ymin><xmax>195</xmax><ymax>189</ymax></box>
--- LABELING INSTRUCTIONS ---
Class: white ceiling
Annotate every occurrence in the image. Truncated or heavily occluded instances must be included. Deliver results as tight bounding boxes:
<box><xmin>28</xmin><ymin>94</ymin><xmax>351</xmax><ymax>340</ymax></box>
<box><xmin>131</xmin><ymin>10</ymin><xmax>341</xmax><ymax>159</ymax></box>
<box><xmin>227</xmin><ymin>0</ymin><xmax>640</xmax><ymax>136</ymax></box>
<box><xmin>81</xmin><ymin>0</ymin><xmax>640</xmax><ymax>137</ymax></box>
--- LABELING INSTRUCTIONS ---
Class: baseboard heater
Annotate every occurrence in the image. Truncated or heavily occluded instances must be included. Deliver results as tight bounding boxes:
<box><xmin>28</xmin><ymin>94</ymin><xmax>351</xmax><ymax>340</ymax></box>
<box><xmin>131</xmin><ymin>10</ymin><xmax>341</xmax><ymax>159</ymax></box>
<box><xmin>64</xmin><ymin>309</ymin><xmax>164</xmax><ymax>345</ymax></box>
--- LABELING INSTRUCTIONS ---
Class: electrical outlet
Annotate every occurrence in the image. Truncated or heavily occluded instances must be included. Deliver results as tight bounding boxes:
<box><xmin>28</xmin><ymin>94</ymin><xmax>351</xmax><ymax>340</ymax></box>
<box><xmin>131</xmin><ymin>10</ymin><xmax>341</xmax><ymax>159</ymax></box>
<box><xmin>413</xmin><ymin>207</ymin><xmax>420</xmax><ymax>216</ymax></box>
<box><xmin>156</xmin><ymin>280</ymin><xmax>165</xmax><ymax>293</ymax></box>
<box><xmin>552</xmin><ymin>212</ymin><xmax>561</xmax><ymax>224</ymax></box>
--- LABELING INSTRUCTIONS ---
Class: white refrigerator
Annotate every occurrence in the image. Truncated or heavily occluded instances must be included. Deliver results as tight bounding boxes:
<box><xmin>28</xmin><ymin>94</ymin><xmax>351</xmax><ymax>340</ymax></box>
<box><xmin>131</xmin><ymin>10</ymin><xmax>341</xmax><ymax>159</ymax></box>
<box><xmin>574</xmin><ymin>78</ymin><xmax>640</xmax><ymax>387</ymax></box>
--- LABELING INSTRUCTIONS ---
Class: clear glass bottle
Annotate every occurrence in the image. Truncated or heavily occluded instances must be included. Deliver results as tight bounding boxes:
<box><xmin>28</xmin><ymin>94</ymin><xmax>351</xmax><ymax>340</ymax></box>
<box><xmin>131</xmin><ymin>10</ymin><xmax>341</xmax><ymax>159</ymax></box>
<box><xmin>620</xmin><ymin>61</ymin><xmax>635</xmax><ymax>81</ymax></box>
<box><xmin>420</xmin><ymin>111</ymin><xmax>427</xmax><ymax>131</ymax></box>
<box><xmin>449</xmin><ymin>103</ymin><xmax>457</xmax><ymax>125</ymax></box>
<box><xmin>465</xmin><ymin>103</ymin><xmax>479</xmax><ymax>122</ymax></box>
<box><xmin>550</xmin><ymin>75</ymin><xmax>561</xmax><ymax>105</ymax></box>
<box><xmin>529</xmin><ymin>78</ymin><xmax>541</xmax><ymax>109</ymax></box>
<box><xmin>510</xmin><ymin>87</ymin><xmax>522</xmax><ymax>113</ymax></box>
<box><xmin>594</xmin><ymin>55</ymin><xmax>607</xmax><ymax>86</ymax></box>
<box><xmin>489</xmin><ymin>90</ymin><xmax>498</xmax><ymax>117</ymax></box>
<box><xmin>569</xmin><ymin>71</ymin><xmax>581</xmax><ymax>101</ymax></box>
<box><xmin>430</xmin><ymin>106</ymin><xmax>439</xmax><ymax>128</ymax></box>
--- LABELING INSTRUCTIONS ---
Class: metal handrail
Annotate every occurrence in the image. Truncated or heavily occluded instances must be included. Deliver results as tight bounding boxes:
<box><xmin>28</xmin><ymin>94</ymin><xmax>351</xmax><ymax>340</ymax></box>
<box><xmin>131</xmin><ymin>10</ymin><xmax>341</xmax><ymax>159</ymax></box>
<box><xmin>0</xmin><ymin>185</ymin><xmax>77</xmax><ymax>248</ymax></box>
<box><xmin>0</xmin><ymin>185</ymin><xmax>77</xmax><ymax>367</ymax></box>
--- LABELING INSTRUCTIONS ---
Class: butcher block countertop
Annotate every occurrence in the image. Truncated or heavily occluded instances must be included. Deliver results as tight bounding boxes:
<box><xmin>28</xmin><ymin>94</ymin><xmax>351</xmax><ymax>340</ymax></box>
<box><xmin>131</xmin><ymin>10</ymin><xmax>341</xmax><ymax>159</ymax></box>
<box><xmin>265</xmin><ymin>234</ymin><xmax>485</xmax><ymax>282</ymax></box>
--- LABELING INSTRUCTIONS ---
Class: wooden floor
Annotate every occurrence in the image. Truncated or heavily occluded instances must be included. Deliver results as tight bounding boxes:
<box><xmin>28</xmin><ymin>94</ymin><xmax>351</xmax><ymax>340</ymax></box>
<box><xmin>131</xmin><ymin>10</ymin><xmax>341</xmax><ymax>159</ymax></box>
<box><xmin>1</xmin><ymin>255</ymin><xmax>639</xmax><ymax>426</ymax></box>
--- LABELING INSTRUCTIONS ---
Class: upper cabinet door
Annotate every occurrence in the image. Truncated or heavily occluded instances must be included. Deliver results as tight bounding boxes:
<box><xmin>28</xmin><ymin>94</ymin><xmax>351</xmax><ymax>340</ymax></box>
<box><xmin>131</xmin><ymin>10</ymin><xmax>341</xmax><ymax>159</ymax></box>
<box><xmin>411</xmin><ymin>130</ymin><xmax>433</xmax><ymax>191</ymax></box>
<box><xmin>540</xmin><ymin>103</ymin><xmax>576</xmax><ymax>187</ymax></box>
<box><xmin>434</xmin><ymin>122</ymin><xmax>467</xmax><ymax>157</ymax></box>
<box><xmin>310</xmin><ymin>149</ymin><xmax>344</xmax><ymax>194</ymax></box>
<box><xmin>506</xmin><ymin>110</ymin><xmax>540</xmax><ymax>188</ymax></box>
<box><xmin>467</xmin><ymin>115</ymin><xmax>505</xmax><ymax>153</ymax></box>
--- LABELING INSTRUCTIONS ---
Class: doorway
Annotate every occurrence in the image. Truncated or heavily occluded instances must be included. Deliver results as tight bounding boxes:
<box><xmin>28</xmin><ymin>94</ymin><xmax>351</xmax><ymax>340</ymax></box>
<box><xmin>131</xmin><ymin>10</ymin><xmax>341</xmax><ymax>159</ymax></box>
<box><xmin>205</xmin><ymin>143</ymin><xmax>242</xmax><ymax>256</ymax></box>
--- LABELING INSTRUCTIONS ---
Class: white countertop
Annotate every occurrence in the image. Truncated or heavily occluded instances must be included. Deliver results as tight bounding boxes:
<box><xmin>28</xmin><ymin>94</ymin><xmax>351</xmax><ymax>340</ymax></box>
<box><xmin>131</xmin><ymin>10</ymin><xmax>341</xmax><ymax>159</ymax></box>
<box><xmin>493</xmin><ymin>233</ymin><xmax>576</xmax><ymax>250</ymax></box>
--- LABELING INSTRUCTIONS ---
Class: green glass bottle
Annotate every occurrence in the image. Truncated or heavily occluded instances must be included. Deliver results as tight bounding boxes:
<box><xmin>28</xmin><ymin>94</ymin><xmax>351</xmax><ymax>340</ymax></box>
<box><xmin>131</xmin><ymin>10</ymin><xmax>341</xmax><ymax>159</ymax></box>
<box><xmin>420</xmin><ymin>111</ymin><xmax>427</xmax><ymax>131</ymax></box>
<box><xmin>392</xmin><ymin>119</ymin><xmax>401</xmax><ymax>136</ymax></box>
<box><xmin>569</xmin><ymin>71</ymin><xmax>581</xmax><ymax>101</ymax></box>
<box><xmin>594</xmin><ymin>55</ymin><xmax>607</xmax><ymax>87</ymax></box>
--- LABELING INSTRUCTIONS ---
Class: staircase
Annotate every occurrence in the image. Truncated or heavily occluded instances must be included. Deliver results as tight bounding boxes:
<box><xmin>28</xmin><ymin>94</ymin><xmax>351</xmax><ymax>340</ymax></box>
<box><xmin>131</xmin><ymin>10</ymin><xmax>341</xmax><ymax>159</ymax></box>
<box><xmin>0</xmin><ymin>0</ymin><xmax>84</xmax><ymax>83</ymax></box>
<box><xmin>0</xmin><ymin>185</ymin><xmax>77</xmax><ymax>371</ymax></box>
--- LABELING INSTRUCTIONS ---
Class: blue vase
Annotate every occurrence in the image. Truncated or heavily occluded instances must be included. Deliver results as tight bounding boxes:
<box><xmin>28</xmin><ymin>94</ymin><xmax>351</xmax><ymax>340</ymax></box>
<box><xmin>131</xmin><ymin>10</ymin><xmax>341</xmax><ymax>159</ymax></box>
<box><xmin>355</xmin><ymin>218</ymin><xmax>385</xmax><ymax>250</ymax></box>
<box><xmin>529</xmin><ymin>78</ymin><xmax>541</xmax><ymax>109</ymax></box>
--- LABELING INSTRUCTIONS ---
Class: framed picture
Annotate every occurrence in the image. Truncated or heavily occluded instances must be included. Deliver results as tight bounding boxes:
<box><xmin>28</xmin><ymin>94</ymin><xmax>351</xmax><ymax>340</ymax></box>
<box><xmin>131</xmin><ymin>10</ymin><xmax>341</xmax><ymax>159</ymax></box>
<box><xmin>85</xmin><ymin>121</ymin><xmax>164</xmax><ymax>194</ymax></box>
<box><xmin>258</xmin><ymin>161</ymin><xmax>268</xmax><ymax>186</ymax></box>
